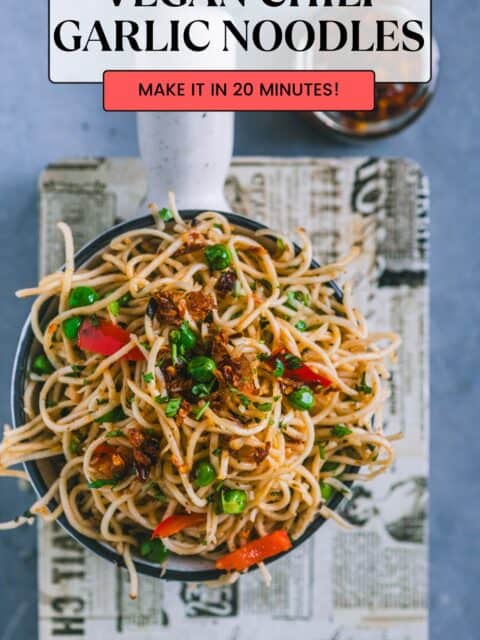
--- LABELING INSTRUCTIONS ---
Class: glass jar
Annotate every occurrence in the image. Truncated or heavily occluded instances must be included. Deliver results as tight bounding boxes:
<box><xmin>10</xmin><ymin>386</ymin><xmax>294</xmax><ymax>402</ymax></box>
<box><xmin>305</xmin><ymin>39</ymin><xmax>439</xmax><ymax>142</ymax></box>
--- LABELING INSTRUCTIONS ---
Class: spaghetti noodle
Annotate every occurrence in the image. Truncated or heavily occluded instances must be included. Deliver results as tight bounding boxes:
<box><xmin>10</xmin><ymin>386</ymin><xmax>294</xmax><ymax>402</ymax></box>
<box><xmin>0</xmin><ymin>199</ymin><xmax>400</xmax><ymax>597</ymax></box>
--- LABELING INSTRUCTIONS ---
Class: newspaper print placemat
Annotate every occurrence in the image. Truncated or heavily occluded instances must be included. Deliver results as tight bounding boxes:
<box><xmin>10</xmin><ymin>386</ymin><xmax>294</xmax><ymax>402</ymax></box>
<box><xmin>37</xmin><ymin>156</ymin><xmax>429</xmax><ymax>640</ymax></box>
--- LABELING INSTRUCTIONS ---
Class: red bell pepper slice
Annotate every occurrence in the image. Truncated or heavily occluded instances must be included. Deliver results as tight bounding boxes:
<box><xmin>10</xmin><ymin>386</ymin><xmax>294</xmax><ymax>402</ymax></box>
<box><xmin>77</xmin><ymin>319</ymin><xmax>144</xmax><ymax>361</ymax></box>
<box><xmin>151</xmin><ymin>514</ymin><xmax>206</xmax><ymax>539</ymax></box>
<box><xmin>215</xmin><ymin>530</ymin><xmax>292</xmax><ymax>572</ymax></box>
<box><xmin>269</xmin><ymin>352</ymin><xmax>331</xmax><ymax>389</ymax></box>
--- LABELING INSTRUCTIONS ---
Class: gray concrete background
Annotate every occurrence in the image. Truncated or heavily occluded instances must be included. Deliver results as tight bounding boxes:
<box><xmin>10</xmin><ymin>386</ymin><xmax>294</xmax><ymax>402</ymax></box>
<box><xmin>0</xmin><ymin>2</ymin><xmax>479</xmax><ymax>638</ymax></box>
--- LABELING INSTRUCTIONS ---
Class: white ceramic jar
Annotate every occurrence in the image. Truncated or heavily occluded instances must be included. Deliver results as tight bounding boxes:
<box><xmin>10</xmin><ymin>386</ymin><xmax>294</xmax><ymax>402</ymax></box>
<box><xmin>137</xmin><ymin>111</ymin><xmax>234</xmax><ymax>212</ymax></box>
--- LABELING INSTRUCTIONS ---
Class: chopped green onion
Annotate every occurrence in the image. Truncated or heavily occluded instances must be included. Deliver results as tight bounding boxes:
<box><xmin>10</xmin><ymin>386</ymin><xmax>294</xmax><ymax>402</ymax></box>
<box><xmin>233</xmin><ymin>280</ymin><xmax>243</xmax><ymax>297</ymax></box>
<box><xmin>331</xmin><ymin>424</ymin><xmax>352</xmax><ymax>438</ymax></box>
<box><xmin>165</xmin><ymin>397</ymin><xmax>182</xmax><ymax>418</ymax></box>
<box><xmin>155</xmin><ymin>395</ymin><xmax>169</xmax><ymax>404</ymax></box>
<box><xmin>191</xmin><ymin>383</ymin><xmax>211</xmax><ymax>398</ymax></box>
<box><xmin>65</xmin><ymin>363</ymin><xmax>84</xmax><ymax>378</ymax></box>
<box><xmin>212</xmin><ymin>447</ymin><xmax>222</xmax><ymax>456</ymax></box>
<box><xmin>284</xmin><ymin>354</ymin><xmax>302</xmax><ymax>370</ymax></box>
<box><xmin>294</xmin><ymin>320</ymin><xmax>307</xmax><ymax>332</ymax></box>
<box><xmin>140</xmin><ymin>537</ymin><xmax>169</xmax><ymax>563</ymax></box>
<box><xmin>158</xmin><ymin>207</ymin><xmax>173</xmax><ymax>222</ymax></box>
<box><xmin>88</xmin><ymin>478</ymin><xmax>117</xmax><ymax>489</ymax></box>
<box><xmin>192</xmin><ymin>402</ymin><xmax>210</xmax><ymax>421</ymax></box>
<box><xmin>356</xmin><ymin>372</ymin><xmax>373</xmax><ymax>394</ymax></box>
<box><xmin>239</xmin><ymin>394</ymin><xmax>251</xmax><ymax>408</ymax></box>
<box><xmin>143</xmin><ymin>372</ymin><xmax>154</xmax><ymax>383</ymax></box>
<box><xmin>170</xmin><ymin>321</ymin><xmax>197</xmax><ymax>358</ymax></box>
<box><xmin>254</xmin><ymin>402</ymin><xmax>272</xmax><ymax>411</ymax></box>
<box><xmin>273</xmin><ymin>358</ymin><xmax>285</xmax><ymax>377</ymax></box>
<box><xmin>170</xmin><ymin>343</ymin><xmax>179</xmax><ymax>365</ymax></box>
<box><xmin>95</xmin><ymin>406</ymin><xmax>127</xmax><ymax>424</ymax></box>
<box><xmin>276</xmin><ymin>237</ymin><xmax>286</xmax><ymax>252</ymax></box>
<box><xmin>106</xmin><ymin>430</ymin><xmax>124</xmax><ymax>438</ymax></box>
<box><xmin>320</xmin><ymin>481</ymin><xmax>335</xmax><ymax>501</ymax></box>
<box><xmin>204</xmin><ymin>244</ymin><xmax>232</xmax><ymax>271</ymax></box>
<box><xmin>286</xmin><ymin>290</ymin><xmax>310</xmax><ymax>310</ymax></box>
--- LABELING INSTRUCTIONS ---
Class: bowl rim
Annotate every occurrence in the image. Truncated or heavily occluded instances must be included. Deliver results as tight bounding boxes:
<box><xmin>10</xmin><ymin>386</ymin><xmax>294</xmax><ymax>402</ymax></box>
<box><xmin>10</xmin><ymin>209</ymin><xmax>351</xmax><ymax>582</ymax></box>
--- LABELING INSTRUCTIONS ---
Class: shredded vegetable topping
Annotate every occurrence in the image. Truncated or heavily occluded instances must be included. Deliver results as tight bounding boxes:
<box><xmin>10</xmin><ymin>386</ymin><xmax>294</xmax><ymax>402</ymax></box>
<box><xmin>0</xmin><ymin>201</ymin><xmax>400</xmax><ymax>598</ymax></box>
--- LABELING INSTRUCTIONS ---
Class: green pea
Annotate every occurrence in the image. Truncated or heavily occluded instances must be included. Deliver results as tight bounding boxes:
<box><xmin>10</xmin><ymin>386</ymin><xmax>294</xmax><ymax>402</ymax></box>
<box><xmin>68</xmin><ymin>286</ymin><xmax>99</xmax><ymax>309</ymax></box>
<box><xmin>288</xmin><ymin>386</ymin><xmax>314</xmax><ymax>411</ymax></box>
<box><xmin>194</xmin><ymin>460</ymin><xmax>217</xmax><ymax>487</ymax></box>
<box><xmin>187</xmin><ymin>356</ymin><xmax>217</xmax><ymax>383</ymax></box>
<box><xmin>31</xmin><ymin>354</ymin><xmax>54</xmax><ymax>375</ymax></box>
<box><xmin>221</xmin><ymin>489</ymin><xmax>247</xmax><ymax>514</ymax></box>
<box><xmin>108</xmin><ymin>301</ymin><xmax>120</xmax><ymax>316</ymax></box>
<box><xmin>170</xmin><ymin>321</ymin><xmax>197</xmax><ymax>355</ymax></box>
<box><xmin>140</xmin><ymin>537</ymin><xmax>169</xmax><ymax>564</ymax></box>
<box><xmin>62</xmin><ymin>317</ymin><xmax>82</xmax><ymax>340</ymax></box>
<box><xmin>205</xmin><ymin>244</ymin><xmax>232</xmax><ymax>271</ymax></box>
<box><xmin>320</xmin><ymin>481</ymin><xmax>334</xmax><ymax>501</ymax></box>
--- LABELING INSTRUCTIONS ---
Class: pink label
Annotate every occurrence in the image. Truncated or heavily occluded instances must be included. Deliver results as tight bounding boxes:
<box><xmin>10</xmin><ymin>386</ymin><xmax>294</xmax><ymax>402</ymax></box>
<box><xmin>103</xmin><ymin>70</ymin><xmax>374</xmax><ymax>112</ymax></box>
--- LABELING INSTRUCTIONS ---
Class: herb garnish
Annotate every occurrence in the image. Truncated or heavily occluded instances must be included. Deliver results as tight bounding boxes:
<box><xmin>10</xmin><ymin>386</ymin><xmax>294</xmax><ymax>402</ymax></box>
<box><xmin>331</xmin><ymin>424</ymin><xmax>352</xmax><ymax>438</ymax></box>
<box><xmin>273</xmin><ymin>358</ymin><xmax>285</xmax><ymax>377</ymax></box>
<box><xmin>95</xmin><ymin>406</ymin><xmax>127</xmax><ymax>424</ymax></box>
<box><xmin>158</xmin><ymin>207</ymin><xmax>173</xmax><ymax>222</ymax></box>
<box><xmin>165</xmin><ymin>397</ymin><xmax>182</xmax><ymax>418</ymax></box>
<box><xmin>356</xmin><ymin>372</ymin><xmax>373</xmax><ymax>394</ymax></box>
<box><xmin>254</xmin><ymin>402</ymin><xmax>272</xmax><ymax>412</ymax></box>
<box><xmin>294</xmin><ymin>320</ymin><xmax>307</xmax><ymax>332</ymax></box>
<box><xmin>192</xmin><ymin>402</ymin><xmax>210</xmax><ymax>421</ymax></box>
<box><xmin>284</xmin><ymin>354</ymin><xmax>302</xmax><ymax>370</ymax></box>
<box><xmin>88</xmin><ymin>478</ymin><xmax>118</xmax><ymax>489</ymax></box>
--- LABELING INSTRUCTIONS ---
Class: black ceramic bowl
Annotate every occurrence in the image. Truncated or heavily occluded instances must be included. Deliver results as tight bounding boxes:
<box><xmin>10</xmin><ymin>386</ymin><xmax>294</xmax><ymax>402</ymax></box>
<box><xmin>11</xmin><ymin>210</ymin><xmax>352</xmax><ymax>582</ymax></box>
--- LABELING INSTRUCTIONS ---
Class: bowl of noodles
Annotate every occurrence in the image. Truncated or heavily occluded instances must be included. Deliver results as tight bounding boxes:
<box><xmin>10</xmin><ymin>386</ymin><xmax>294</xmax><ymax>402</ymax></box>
<box><xmin>4</xmin><ymin>202</ymin><xmax>400</xmax><ymax>596</ymax></box>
